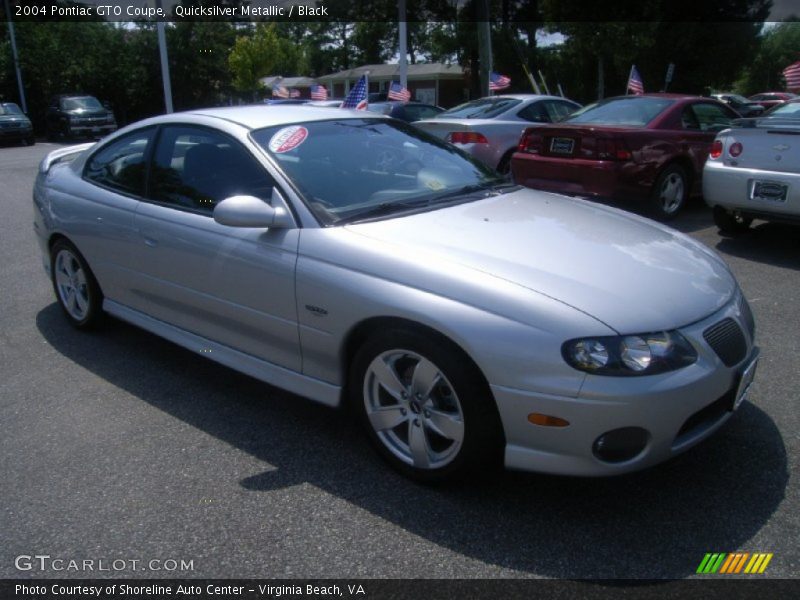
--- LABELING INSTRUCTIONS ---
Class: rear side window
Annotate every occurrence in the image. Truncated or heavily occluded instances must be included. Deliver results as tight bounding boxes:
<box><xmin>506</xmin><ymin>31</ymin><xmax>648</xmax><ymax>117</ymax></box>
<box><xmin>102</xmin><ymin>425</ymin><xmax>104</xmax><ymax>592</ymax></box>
<box><xmin>517</xmin><ymin>102</ymin><xmax>550</xmax><ymax>123</ymax></box>
<box><xmin>84</xmin><ymin>128</ymin><xmax>155</xmax><ymax>196</ymax></box>
<box><xmin>544</xmin><ymin>100</ymin><xmax>577</xmax><ymax>122</ymax></box>
<box><xmin>148</xmin><ymin>125</ymin><xmax>275</xmax><ymax>214</ymax></box>
<box><xmin>689</xmin><ymin>103</ymin><xmax>733</xmax><ymax>132</ymax></box>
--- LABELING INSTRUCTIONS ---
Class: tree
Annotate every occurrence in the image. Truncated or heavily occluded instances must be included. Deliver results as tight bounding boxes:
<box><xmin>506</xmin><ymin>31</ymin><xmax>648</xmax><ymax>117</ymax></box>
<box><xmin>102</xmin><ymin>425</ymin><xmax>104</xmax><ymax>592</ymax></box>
<box><xmin>228</xmin><ymin>23</ymin><xmax>300</xmax><ymax>99</ymax></box>
<box><xmin>736</xmin><ymin>21</ymin><xmax>800</xmax><ymax>94</ymax></box>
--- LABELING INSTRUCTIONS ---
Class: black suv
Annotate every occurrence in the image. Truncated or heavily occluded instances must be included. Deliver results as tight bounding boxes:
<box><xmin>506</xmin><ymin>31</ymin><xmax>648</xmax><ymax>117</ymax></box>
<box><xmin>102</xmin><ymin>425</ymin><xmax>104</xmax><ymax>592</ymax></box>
<box><xmin>46</xmin><ymin>95</ymin><xmax>117</xmax><ymax>140</ymax></box>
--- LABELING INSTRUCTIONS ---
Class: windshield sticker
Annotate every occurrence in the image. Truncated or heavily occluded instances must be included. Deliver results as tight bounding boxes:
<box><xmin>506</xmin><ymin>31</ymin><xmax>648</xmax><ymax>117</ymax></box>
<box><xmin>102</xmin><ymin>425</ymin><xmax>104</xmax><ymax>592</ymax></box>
<box><xmin>424</xmin><ymin>179</ymin><xmax>445</xmax><ymax>191</ymax></box>
<box><xmin>269</xmin><ymin>126</ymin><xmax>308</xmax><ymax>153</ymax></box>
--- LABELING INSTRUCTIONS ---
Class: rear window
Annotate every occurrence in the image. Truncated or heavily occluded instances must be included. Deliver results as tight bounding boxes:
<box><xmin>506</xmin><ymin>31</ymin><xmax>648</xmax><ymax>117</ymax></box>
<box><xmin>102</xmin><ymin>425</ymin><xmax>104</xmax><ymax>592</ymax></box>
<box><xmin>566</xmin><ymin>97</ymin><xmax>675</xmax><ymax>127</ymax></box>
<box><xmin>765</xmin><ymin>102</ymin><xmax>800</xmax><ymax>119</ymax></box>
<box><xmin>436</xmin><ymin>98</ymin><xmax>522</xmax><ymax>119</ymax></box>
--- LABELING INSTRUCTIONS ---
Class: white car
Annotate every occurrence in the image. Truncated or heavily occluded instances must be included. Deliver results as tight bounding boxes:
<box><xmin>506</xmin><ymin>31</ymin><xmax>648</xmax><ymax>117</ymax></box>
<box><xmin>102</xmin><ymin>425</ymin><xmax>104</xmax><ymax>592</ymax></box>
<box><xmin>415</xmin><ymin>94</ymin><xmax>580</xmax><ymax>173</ymax></box>
<box><xmin>704</xmin><ymin>100</ymin><xmax>800</xmax><ymax>233</ymax></box>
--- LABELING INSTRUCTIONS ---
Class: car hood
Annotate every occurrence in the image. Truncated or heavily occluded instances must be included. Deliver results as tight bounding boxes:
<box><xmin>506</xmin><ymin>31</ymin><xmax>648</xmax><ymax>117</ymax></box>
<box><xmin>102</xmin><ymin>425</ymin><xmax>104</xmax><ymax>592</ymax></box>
<box><xmin>345</xmin><ymin>189</ymin><xmax>735</xmax><ymax>332</ymax></box>
<box><xmin>0</xmin><ymin>114</ymin><xmax>31</xmax><ymax>124</ymax></box>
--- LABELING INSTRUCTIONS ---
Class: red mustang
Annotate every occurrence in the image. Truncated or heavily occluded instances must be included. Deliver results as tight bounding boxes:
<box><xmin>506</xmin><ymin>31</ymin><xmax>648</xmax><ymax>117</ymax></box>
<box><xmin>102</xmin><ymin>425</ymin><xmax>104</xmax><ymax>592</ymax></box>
<box><xmin>510</xmin><ymin>94</ymin><xmax>739</xmax><ymax>219</ymax></box>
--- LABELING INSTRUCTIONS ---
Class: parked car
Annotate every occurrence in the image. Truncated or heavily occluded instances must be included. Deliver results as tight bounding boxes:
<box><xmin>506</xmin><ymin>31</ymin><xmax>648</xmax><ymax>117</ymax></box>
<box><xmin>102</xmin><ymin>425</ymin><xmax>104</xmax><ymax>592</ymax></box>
<box><xmin>748</xmin><ymin>92</ymin><xmax>797</xmax><ymax>110</ymax></box>
<box><xmin>710</xmin><ymin>93</ymin><xmax>765</xmax><ymax>117</ymax></box>
<box><xmin>263</xmin><ymin>99</ymin><xmax>309</xmax><ymax>105</ymax></box>
<box><xmin>367</xmin><ymin>101</ymin><xmax>444</xmax><ymax>123</ymax></box>
<box><xmin>415</xmin><ymin>94</ymin><xmax>581</xmax><ymax>173</ymax></box>
<box><xmin>703</xmin><ymin>100</ymin><xmax>800</xmax><ymax>233</ymax></box>
<box><xmin>34</xmin><ymin>106</ymin><xmax>757</xmax><ymax>481</ymax></box>
<box><xmin>45</xmin><ymin>94</ymin><xmax>117</xmax><ymax>140</ymax></box>
<box><xmin>0</xmin><ymin>102</ymin><xmax>34</xmax><ymax>146</ymax></box>
<box><xmin>511</xmin><ymin>94</ymin><xmax>740</xmax><ymax>220</ymax></box>
<box><xmin>306</xmin><ymin>100</ymin><xmax>346</xmax><ymax>107</ymax></box>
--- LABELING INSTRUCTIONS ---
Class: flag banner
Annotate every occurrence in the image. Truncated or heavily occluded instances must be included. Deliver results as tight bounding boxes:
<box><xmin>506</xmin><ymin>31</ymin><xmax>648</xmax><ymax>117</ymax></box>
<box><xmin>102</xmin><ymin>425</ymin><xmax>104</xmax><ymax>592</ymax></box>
<box><xmin>310</xmin><ymin>84</ymin><xmax>328</xmax><ymax>100</ymax></box>
<box><xmin>387</xmin><ymin>81</ymin><xmax>412</xmax><ymax>102</ymax></box>
<box><xmin>627</xmin><ymin>65</ymin><xmax>644</xmax><ymax>95</ymax></box>
<box><xmin>489</xmin><ymin>72</ymin><xmax>511</xmax><ymax>91</ymax></box>
<box><xmin>341</xmin><ymin>75</ymin><xmax>368</xmax><ymax>110</ymax></box>
<box><xmin>783</xmin><ymin>61</ymin><xmax>800</xmax><ymax>92</ymax></box>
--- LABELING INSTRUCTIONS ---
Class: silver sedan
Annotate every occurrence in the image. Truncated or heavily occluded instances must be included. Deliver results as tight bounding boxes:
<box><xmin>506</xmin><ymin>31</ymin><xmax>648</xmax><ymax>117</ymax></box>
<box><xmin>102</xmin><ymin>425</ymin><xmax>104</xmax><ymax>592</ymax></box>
<box><xmin>34</xmin><ymin>106</ymin><xmax>758</xmax><ymax>481</ymax></box>
<box><xmin>415</xmin><ymin>94</ymin><xmax>580</xmax><ymax>173</ymax></box>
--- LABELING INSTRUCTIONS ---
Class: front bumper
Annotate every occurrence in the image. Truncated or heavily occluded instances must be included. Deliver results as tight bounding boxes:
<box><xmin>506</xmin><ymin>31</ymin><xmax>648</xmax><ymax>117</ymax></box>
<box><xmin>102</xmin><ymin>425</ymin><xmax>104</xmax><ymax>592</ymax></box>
<box><xmin>0</xmin><ymin>126</ymin><xmax>33</xmax><ymax>142</ymax></box>
<box><xmin>492</xmin><ymin>293</ymin><xmax>757</xmax><ymax>476</ymax></box>
<box><xmin>67</xmin><ymin>123</ymin><xmax>117</xmax><ymax>137</ymax></box>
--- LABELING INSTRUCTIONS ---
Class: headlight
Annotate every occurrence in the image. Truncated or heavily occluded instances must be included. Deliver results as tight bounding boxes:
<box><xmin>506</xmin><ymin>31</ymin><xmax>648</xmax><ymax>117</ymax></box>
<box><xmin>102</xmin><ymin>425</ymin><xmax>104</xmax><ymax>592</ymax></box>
<box><xmin>562</xmin><ymin>331</ymin><xmax>697</xmax><ymax>376</ymax></box>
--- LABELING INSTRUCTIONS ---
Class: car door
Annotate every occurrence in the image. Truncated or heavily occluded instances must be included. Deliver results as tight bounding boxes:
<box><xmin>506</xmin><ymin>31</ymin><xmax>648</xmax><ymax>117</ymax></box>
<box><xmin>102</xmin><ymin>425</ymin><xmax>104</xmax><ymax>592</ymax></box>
<box><xmin>131</xmin><ymin>124</ymin><xmax>301</xmax><ymax>371</ymax></box>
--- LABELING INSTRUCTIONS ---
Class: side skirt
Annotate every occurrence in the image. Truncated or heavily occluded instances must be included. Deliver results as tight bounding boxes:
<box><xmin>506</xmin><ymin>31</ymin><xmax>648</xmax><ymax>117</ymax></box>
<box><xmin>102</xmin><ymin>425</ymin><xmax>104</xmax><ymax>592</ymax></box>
<box><xmin>104</xmin><ymin>299</ymin><xmax>341</xmax><ymax>407</ymax></box>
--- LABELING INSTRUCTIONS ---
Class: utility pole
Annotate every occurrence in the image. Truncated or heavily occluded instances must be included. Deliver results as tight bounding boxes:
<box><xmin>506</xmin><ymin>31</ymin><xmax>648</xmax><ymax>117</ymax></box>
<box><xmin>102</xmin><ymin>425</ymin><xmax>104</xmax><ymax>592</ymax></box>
<box><xmin>154</xmin><ymin>0</ymin><xmax>173</xmax><ymax>113</ymax></box>
<box><xmin>476</xmin><ymin>0</ymin><xmax>492</xmax><ymax>96</ymax></box>
<box><xmin>4</xmin><ymin>0</ymin><xmax>28</xmax><ymax>113</ymax></box>
<box><xmin>398</xmin><ymin>0</ymin><xmax>407</xmax><ymax>90</ymax></box>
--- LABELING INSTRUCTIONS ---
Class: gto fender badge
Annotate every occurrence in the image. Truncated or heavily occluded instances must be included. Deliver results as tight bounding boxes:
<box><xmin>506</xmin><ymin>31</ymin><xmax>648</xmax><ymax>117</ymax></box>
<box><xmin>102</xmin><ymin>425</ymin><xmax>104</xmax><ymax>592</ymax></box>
<box><xmin>305</xmin><ymin>305</ymin><xmax>328</xmax><ymax>316</ymax></box>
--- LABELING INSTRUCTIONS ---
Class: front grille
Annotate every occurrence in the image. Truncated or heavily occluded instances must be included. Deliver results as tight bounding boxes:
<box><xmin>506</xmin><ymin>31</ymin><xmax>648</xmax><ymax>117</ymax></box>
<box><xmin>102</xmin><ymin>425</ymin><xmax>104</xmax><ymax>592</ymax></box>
<box><xmin>703</xmin><ymin>318</ymin><xmax>747</xmax><ymax>367</ymax></box>
<box><xmin>738</xmin><ymin>294</ymin><xmax>756</xmax><ymax>339</ymax></box>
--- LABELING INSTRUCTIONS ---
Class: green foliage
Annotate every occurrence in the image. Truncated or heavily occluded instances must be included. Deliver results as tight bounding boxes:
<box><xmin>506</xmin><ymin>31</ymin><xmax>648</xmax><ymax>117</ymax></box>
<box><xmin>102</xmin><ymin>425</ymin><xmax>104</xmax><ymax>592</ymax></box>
<box><xmin>735</xmin><ymin>21</ymin><xmax>800</xmax><ymax>94</ymax></box>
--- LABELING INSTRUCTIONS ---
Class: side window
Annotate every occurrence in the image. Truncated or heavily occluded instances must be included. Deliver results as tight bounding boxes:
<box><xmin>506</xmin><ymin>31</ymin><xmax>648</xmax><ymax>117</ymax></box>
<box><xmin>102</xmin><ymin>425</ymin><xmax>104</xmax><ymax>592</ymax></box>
<box><xmin>148</xmin><ymin>126</ymin><xmax>275</xmax><ymax>214</ymax></box>
<box><xmin>84</xmin><ymin>128</ymin><xmax>155</xmax><ymax>196</ymax></box>
<box><xmin>405</xmin><ymin>105</ymin><xmax>441</xmax><ymax>121</ymax></box>
<box><xmin>544</xmin><ymin>101</ymin><xmax>577</xmax><ymax>122</ymax></box>
<box><xmin>680</xmin><ymin>107</ymin><xmax>701</xmax><ymax>130</ymax></box>
<box><xmin>690</xmin><ymin>103</ymin><xmax>733</xmax><ymax>132</ymax></box>
<box><xmin>517</xmin><ymin>102</ymin><xmax>551</xmax><ymax>123</ymax></box>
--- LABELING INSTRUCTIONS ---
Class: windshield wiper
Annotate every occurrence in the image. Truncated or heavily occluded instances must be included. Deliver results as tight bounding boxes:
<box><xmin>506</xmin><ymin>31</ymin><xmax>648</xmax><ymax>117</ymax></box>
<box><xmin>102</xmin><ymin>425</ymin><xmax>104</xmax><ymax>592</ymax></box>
<box><xmin>335</xmin><ymin>199</ymin><xmax>429</xmax><ymax>225</ymax></box>
<box><xmin>426</xmin><ymin>181</ymin><xmax>517</xmax><ymax>204</ymax></box>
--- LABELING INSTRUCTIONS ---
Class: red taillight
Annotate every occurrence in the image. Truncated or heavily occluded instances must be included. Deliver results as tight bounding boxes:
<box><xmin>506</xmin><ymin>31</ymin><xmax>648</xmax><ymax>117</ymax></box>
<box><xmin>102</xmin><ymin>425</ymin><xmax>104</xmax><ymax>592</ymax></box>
<box><xmin>729</xmin><ymin>141</ymin><xmax>743</xmax><ymax>157</ymax></box>
<box><xmin>710</xmin><ymin>140</ymin><xmax>723</xmax><ymax>159</ymax></box>
<box><xmin>596</xmin><ymin>137</ymin><xmax>632</xmax><ymax>161</ymax></box>
<box><xmin>447</xmin><ymin>131</ymin><xmax>488</xmax><ymax>144</ymax></box>
<box><xmin>518</xmin><ymin>131</ymin><xmax>542</xmax><ymax>154</ymax></box>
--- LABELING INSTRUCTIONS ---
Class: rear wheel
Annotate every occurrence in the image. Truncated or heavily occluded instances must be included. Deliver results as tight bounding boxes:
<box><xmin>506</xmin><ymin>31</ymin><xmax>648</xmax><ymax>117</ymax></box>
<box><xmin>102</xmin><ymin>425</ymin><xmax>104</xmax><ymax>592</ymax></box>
<box><xmin>50</xmin><ymin>239</ymin><xmax>104</xmax><ymax>329</ymax></box>
<box><xmin>496</xmin><ymin>150</ymin><xmax>514</xmax><ymax>176</ymax></box>
<box><xmin>651</xmin><ymin>164</ymin><xmax>689</xmax><ymax>220</ymax></box>
<box><xmin>350</xmin><ymin>328</ymin><xmax>504</xmax><ymax>482</ymax></box>
<box><xmin>713</xmin><ymin>206</ymin><xmax>752</xmax><ymax>235</ymax></box>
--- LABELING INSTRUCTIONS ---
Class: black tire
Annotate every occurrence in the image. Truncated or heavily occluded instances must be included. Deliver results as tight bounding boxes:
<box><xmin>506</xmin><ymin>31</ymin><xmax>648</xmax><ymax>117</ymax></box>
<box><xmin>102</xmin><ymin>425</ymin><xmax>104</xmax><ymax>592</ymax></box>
<box><xmin>349</xmin><ymin>327</ymin><xmax>504</xmax><ymax>482</ymax></box>
<box><xmin>713</xmin><ymin>205</ymin><xmax>752</xmax><ymax>235</ymax></box>
<box><xmin>50</xmin><ymin>239</ymin><xmax>104</xmax><ymax>329</ymax></box>
<box><xmin>650</xmin><ymin>164</ymin><xmax>689</xmax><ymax>221</ymax></box>
<box><xmin>496</xmin><ymin>150</ymin><xmax>514</xmax><ymax>176</ymax></box>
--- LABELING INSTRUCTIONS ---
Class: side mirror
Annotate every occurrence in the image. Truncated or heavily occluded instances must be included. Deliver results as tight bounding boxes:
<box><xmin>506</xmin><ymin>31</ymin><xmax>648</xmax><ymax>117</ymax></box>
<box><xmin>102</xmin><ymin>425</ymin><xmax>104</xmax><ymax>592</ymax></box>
<box><xmin>213</xmin><ymin>191</ymin><xmax>294</xmax><ymax>229</ymax></box>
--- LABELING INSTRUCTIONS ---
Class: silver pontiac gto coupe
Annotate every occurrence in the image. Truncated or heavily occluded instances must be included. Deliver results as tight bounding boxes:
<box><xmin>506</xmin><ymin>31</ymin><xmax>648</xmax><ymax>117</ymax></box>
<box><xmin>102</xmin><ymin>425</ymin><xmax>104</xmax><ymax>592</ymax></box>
<box><xmin>34</xmin><ymin>106</ymin><xmax>758</xmax><ymax>481</ymax></box>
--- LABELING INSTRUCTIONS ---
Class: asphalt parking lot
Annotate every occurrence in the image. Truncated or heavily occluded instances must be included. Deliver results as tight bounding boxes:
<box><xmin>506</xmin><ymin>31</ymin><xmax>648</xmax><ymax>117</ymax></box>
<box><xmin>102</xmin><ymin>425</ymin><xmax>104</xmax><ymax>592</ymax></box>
<box><xmin>1</xmin><ymin>142</ymin><xmax>798</xmax><ymax>581</ymax></box>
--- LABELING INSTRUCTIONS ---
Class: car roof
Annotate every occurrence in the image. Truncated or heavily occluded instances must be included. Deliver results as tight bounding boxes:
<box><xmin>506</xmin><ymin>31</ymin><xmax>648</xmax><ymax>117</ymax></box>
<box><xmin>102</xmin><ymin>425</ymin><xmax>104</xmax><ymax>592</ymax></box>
<box><xmin>156</xmin><ymin>105</ymin><xmax>387</xmax><ymax>130</ymax></box>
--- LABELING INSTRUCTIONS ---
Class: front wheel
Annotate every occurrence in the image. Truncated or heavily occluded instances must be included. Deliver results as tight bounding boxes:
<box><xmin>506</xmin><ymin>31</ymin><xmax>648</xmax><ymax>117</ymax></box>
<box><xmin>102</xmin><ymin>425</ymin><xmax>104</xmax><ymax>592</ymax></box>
<box><xmin>713</xmin><ymin>206</ymin><xmax>752</xmax><ymax>235</ymax></box>
<box><xmin>651</xmin><ymin>164</ymin><xmax>689</xmax><ymax>221</ymax></box>
<box><xmin>50</xmin><ymin>239</ymin><xmax>104</xmax><ymax>328</ymax></box>
<box><xmin>350</xmin><ymin>328</ymin><xmax>504</xmax><ymax>482</ymax></box>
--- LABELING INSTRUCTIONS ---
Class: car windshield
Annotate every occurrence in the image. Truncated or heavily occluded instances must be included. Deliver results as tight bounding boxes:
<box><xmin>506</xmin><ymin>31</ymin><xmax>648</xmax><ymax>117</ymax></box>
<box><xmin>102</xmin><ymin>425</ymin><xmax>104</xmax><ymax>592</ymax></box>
<box><xmin>436</xmin><ymin>97</ymin><xmax>522</xmax><ymax>119</ymax></box>
<box><xmin>0</xmin><ymin>103</ymin><xmax>24</xmax><ymax>116</ymax></box>
<box><xmin>251</xmin><ymin>118</ymin><xmax>506</xmax><ymax>225</ymax></box>
<box><xmin>566</xmin><ymin>97</ymin><xmax>675</xmax><ymax>127</ymax></box>
<box><xmin>723</xmin><ymin>94</ymin><xmax>750</xmax><ymax>104</ymax></box>
<box><xmin>764</xmin><ymin>101</ymin><xmax>800</xmax><ymax>119</ymax></box>
<box><xmin>61</xmin><ymin>96</ymin><xmax>103</xmax><ymax>111</ymax></box>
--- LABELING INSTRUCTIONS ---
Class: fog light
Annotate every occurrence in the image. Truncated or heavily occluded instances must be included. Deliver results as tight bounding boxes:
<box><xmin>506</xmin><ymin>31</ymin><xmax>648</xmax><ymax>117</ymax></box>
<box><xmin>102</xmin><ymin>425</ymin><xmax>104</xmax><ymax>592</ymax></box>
<box><xmin>528</xmin><ymin>413</ymin><xmax>570</xmax><ymax>427</ymax></box>
<box><xmin>593</xmin><ymin>427</ymin><xmax>649</xmax><ymax>463</ymax></box>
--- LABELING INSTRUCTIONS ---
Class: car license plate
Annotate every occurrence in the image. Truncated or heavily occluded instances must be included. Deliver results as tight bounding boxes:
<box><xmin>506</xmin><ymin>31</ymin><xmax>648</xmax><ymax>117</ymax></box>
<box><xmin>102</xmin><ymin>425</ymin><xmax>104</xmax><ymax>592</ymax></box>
<box><xmin>731</xmin><ymin>351</ymin><xmax>759</xmax><ymax>411</ymax></box>
<box><xmin>550</xmin><ymin>137</ymin><xmax>574</xmax><ymax>155</ymax></box>
<box><xmin>751</xmin><ymin>180</ymin><xmax>788</xmax><ymax>203</ymax></box>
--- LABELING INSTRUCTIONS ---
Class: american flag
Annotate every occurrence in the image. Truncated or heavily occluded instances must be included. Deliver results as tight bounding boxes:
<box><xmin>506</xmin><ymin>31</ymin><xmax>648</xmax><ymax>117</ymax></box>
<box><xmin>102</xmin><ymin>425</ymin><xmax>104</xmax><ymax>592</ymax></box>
<box><xmin>489</xmin><ymin>71</ymin><xmax>511</xmax><ymax>91</ymax></box>
<box><xmin>627</xmin><ymin>65</ymin><xmax>644</xmax><ymax>95</ymax></box>
<box><xmin>310</xmin><ymin>84</ymin><xmax>328</xmax><ymax>100</ymax></box>
<box><xmin>387</xmin><ymin>81</ymin><xmax>411</xmax><ymax>102</ymax></box>
<box><xmin>272</xmin><ymin>82</ymin><xmax>290</xmax><ymax>99</ymax></box>
<box><xmin>783</xmin><ymin>60</ymin><xmax>800</xmax><ymax>92</ymax></box>
<box><xmin>341</xmin><ymin>75</ymin><xmax>368</xmax><ymax>110</ymax></box>
<box><xmin>289</xmin><ymin>88</ymin><xmax>301</xmax><ymax>98</ymax></box>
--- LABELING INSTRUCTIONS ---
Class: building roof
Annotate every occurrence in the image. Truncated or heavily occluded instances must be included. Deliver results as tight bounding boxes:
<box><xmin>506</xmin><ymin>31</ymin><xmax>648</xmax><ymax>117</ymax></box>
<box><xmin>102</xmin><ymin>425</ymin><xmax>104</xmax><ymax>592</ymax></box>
<box><xmin>319</xmin><ymin>63</ymin><xmax>465</xmax><ymax>83</ymax></box>
<box><xmin>259</xmin><ymin>76</ymin><xmax>319</xmax><ymax>89</ymax></box>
